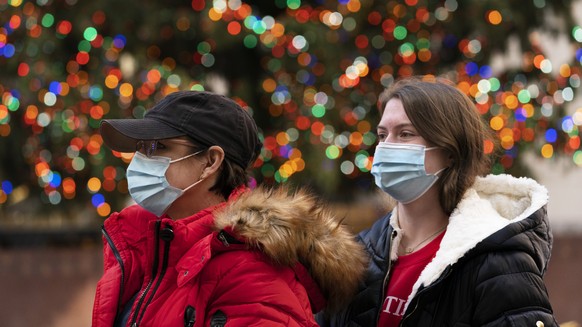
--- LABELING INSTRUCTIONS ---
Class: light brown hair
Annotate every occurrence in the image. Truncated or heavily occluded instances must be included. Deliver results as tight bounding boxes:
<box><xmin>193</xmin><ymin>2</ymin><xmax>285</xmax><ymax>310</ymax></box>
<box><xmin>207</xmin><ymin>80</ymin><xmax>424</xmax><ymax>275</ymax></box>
<box><xmin>378</xmin><ymin>76</ymin><xmax>495</xmax><ymax>214</ymax></box>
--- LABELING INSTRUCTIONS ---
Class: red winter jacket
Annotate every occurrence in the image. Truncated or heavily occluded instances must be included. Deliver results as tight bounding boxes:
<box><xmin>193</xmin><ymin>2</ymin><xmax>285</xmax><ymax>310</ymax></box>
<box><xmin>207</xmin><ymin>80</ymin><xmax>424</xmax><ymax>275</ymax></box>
<box><xmin>92</xmin><ymin>187</ymin><xmax>366</xmax><ymax>327</ymax></box>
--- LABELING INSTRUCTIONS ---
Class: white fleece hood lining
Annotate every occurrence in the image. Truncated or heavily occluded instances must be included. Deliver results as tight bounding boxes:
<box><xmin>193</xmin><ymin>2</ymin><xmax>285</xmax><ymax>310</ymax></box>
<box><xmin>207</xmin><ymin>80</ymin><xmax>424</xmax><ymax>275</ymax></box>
<box><xmin>388</xmin><ymin>174</ymin><xmax>549</xmax><ymax>313</ymax></box>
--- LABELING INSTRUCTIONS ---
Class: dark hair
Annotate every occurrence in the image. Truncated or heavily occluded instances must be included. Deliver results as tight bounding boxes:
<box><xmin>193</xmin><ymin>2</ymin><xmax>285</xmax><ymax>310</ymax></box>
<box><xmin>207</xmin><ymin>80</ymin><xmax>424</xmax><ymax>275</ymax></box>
<box><xmin>211</xmin><ymin>159</ymin><xmax>252</xmax><ymax>199</ymax></box>
<box><xmin>379</xmin><ymin>76</ymin><xmax>495</xmax><ymax>214</ymax></box>
<box><xmin>191</xmin><ymin>141</ymin><xmax>255</xmax><ymax>200</ymax></box>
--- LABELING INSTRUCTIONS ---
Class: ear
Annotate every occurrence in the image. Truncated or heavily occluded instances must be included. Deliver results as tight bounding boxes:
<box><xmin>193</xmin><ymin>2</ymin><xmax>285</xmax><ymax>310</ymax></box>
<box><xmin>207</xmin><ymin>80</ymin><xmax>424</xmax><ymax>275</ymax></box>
<box><xmin>199</xmin><ymin>145</ymin><xmax>225</xmax><ymax>179</ymax></box>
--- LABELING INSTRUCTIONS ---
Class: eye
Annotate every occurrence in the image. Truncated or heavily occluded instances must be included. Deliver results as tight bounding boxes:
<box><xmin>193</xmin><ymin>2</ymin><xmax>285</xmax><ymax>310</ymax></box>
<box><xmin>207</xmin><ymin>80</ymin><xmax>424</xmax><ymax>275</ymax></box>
<box><xmin>156</xmin><ymin>142</ymin><xmax>167</xmax><ymax>150</ymax></box>
<box><xmin>377</xmin><ymin>132</ymin><xmax>387</xmax><ymax>142</ymax></box>
<box><xmin>399</xmin><ymin>130</ymin><xmax>415</xmax><ymax>138</ymax></box>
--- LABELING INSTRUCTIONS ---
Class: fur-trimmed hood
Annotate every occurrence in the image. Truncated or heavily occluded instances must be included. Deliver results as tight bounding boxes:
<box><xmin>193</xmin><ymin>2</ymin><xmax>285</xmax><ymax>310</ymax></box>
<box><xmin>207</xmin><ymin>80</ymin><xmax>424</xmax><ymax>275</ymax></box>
<box><xmin>213</xmin><ymin>186</ymin><xmax>368</xmax><ymax>312</ymax></box>
<box><xmin>389</xmin><ymin>174</ymin><xmax>550</xmax><ymax>311</ymax></box>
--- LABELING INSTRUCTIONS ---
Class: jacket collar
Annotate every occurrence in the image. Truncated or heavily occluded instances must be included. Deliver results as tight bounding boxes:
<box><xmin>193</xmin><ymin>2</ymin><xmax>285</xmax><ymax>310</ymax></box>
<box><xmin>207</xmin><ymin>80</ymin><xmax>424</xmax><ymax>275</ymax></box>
<box><xmin>390</xmin><ymin>174</ymin><xmax>549</xmax><ymax>310</ymax></box>
<box><xmin>213</xmin><ymin>186</ymin><xmax>368</xmax><ymax>312</ymax></box>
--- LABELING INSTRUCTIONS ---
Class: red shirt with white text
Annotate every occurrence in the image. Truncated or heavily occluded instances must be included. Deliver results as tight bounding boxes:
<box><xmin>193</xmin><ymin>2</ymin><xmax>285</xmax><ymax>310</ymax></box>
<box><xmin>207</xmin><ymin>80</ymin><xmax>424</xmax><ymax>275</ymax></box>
<box><xmin>378</xmin><ymin>231</ymin><xmax>445</xmax><ymax>326</ymax></box>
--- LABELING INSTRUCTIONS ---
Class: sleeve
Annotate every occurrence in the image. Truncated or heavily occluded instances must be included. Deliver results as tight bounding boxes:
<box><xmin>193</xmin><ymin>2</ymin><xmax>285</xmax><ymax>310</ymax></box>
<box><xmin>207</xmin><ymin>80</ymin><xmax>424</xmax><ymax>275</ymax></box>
<box><xmin>472</xmin><ymin>252</ymin><xmax>558</xmax><ymax>327</ymax></box>
<box><xmin>203</xmin><ymin>251</ymin><xmax>318</xmax><ymax>327</ymax></box>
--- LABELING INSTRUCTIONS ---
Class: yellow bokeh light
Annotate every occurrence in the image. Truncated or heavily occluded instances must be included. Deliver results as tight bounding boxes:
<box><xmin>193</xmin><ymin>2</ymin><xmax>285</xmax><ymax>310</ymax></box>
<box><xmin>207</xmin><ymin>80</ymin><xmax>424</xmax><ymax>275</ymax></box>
<box><xmin>487</xmin><ymin>10</ymin><xmax>502</xmax><ymax>25</ymax></box>
<box><xmin>504</xmin><ymin>94</ymin><xmax>518</xmax><ymax>109</ymax></box>
<box><xmin>271</xmin><ymin>23</ymin><xmax>285</xmax><ymax>37</ymax></box>
<box><xmin>59</xmin><ymin>82</ymin><xmax>70</xmax><ymax>95</ymax></box>
<box><xmin>559</xmin><ymin>64</ymin><xmax>571</xmax><ymax>78</ymax></box>
<box><xmin>457</xmin><ymin>81</ymin><xmax>471</xmax><ymax>95</ymax></box>
<box><xmin>119</xmin><ymin>83</ymin><xmax>134</xmax><ymax>97</ymax></box>
<box><xmin>262</xmin><ymin>78</ymin><xmax>277</xmax><ymax>93</ymax></box>
<box><xmin>468</xmin><ymin>84</ymin><xmax>480</xmax><ymax>98</ymax></box>
<box><xmin>279</xmin><ymin>164</ymin><xmax>294</xmax><ymax>178</ymax></box>
<box><xmin>105</xmin><ymin>75</ymin><xmax>119</xmax><ymax>89</ymax></box>
<box><xmin>523</xmin><ymin>104</ymin><xmax>534</xmax><ymax>118</ymax></box>
<box><xmin>25</xmin><ymin>105</ymin><xmax>38</xmax><ymax>120</ymax></box>
<box><xmin>9</xmin><ymin>0</ymin><xmax>23</xmax><ymax>7</ymax></box>
<box><xmin>87</xmin><ymin>177</ymin><xmax>102</xmax><ymax>193</ymax></box>
<box><xmin>350</xmin><ymin>131</ymin><xmax>363</xmax><ymax>145</ymax></box>
<box><xmin>490</xmin><ymin>116</ymin><xmax>504</xmax><ymax>130</ymax></box>
<box><xmin>541</xmin><ymin>144</ymin><xmax>554</xmax><ymax>158</ymax></box>
<box><xmin>35</xmin><ymin>162</ymin><xmax>50</xmax><ymax>177</ymax></box>
<box><xmin>292</xmin><ymin>158</ymin><xmax>305</xmax><ymax>171</ymax></box>
<box><xmin>288</xmin><ymin>160</ymin><xmax>298</xmax><ymax>171</ymax></box>
<box><xmin>208</xmin><ymin>8</ymin><xmax>222</xmax><ymax>21</ymax></box>
<box><xmin>501</xmin><ymin>135</ymin><xmax>514</xmax><ymax>150</ymax></box>
<box><xmin>289</xmin><ymin>148</ymin><xmax>302</xmax><ymax>160</ymax></box>
<box><xmin>276</xmin><ymin>132</ymin><xmax>289</xmax><ymax>145</ymax></box>
<box><xmin>97</xmin><ymin>203</ymin><xmax>111</xmax><ymax>217</ymax></box>
<box><xmin>120</xmin><ymin>152</ymin><xmax>134</xmax><ymax>163</ymax></box>
<box><xmin>347</xmin><ymin>0</ymin><xmax>361</xmax><ymax>13</ymax></box>
<box><xmin>499</xmin><ymin>127</ymin><xmax>513</xmax><ymax>139</ymax></box>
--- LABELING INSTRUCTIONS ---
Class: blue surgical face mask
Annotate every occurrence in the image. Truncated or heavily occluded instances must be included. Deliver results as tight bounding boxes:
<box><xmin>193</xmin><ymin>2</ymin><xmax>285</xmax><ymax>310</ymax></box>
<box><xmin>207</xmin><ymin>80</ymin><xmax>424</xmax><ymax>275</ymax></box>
<box><xmin>126</xmin><ymin>150</ymin><xmax>204</xmax><ymax>217</ymax></box>
<box><xmin>371</xmin><ymin>142</ymin><xmax>445</xmax><ymax>204</ymax></box>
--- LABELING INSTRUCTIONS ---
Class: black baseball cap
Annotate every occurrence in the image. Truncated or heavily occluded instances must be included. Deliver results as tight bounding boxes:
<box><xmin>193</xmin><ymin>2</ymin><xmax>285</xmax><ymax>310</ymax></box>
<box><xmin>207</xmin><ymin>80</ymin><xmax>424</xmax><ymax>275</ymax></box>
<box><xmin>100</xmin><ymin>90</ymin><xmax>262</xmax><ymax>168</ymax></box>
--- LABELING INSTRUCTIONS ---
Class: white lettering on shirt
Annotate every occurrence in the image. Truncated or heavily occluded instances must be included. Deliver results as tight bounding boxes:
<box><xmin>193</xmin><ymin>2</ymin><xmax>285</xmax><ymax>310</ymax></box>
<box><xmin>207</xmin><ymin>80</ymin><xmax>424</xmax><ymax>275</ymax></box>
<box><xmin>382</xmin><ymin>296</ymin><xmax>406</xmax><ymax>316</ymax></box>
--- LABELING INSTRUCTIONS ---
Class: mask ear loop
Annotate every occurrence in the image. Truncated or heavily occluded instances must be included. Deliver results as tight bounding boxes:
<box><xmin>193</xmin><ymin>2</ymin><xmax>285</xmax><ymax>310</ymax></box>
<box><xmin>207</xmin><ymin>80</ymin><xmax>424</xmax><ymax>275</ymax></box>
<box><xmin>180</xmin><ymin>178</ymin><xmax>205</xmax><ymax>193</ymax></box>
<box><xmin>170</xmin><ymin>149</ymin><xmax>207</xmax><ymax>193</ymax></box>
<box><xmin>424</xmin><ymin>147</ymin><xmax>449</xmax><ymax>177</ymax></box>
<box><xmin>169</xmin><ymin>149</ymin><xmax>205</xmax><ymax>164</ymax></box>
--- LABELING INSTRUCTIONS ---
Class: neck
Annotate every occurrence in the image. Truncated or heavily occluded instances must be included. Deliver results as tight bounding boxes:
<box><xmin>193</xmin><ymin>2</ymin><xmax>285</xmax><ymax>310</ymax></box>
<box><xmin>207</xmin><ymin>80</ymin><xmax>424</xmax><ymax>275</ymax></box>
<box><xmin>167</xmin><ymin>189</ymin><xmax>226</xmax><ymax>220</ymax></box>
<box><xmin>396</xmin><ymin>191</ymin><xmax>448</xmax><ymax>252</ymax></box>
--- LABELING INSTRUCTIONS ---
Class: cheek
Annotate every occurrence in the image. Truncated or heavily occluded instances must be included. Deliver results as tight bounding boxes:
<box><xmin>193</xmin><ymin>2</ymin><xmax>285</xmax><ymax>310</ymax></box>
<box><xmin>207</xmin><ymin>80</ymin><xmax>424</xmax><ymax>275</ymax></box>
<box><xmin>425</xmin><ymin>152</ymin><xmax>448</xmax><ymax>174</ymax></box>
<box><xmin>165</xmin><ymin>163</ymin><xmax>200</xmax><ymax>189</ymax></box>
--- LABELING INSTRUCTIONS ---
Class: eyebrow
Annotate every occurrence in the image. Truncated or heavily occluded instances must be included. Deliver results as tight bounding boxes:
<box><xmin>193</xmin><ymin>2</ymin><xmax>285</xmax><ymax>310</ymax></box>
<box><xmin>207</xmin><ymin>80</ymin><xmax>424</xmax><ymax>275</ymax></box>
<box><xmin>376</xmin><ymin>123</ymin><xmax>415</xmax><ymax>131</ymax></box>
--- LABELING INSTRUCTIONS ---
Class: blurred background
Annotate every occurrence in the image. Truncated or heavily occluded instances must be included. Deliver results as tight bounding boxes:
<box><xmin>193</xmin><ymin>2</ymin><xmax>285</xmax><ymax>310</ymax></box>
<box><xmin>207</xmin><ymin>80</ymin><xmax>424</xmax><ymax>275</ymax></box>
<box><xmin>1</xmin><ymin>0</ymin><xmax>581</xmax><ymax>326</ymax></box>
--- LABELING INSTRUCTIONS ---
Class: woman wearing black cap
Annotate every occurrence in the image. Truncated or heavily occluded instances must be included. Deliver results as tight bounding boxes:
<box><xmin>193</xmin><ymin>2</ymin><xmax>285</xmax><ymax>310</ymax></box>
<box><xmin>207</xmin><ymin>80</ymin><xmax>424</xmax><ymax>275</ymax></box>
<box><xmin>92</xmin><ymin>91</ymin><xmax>366</xmax><ymax>327</ymax></box>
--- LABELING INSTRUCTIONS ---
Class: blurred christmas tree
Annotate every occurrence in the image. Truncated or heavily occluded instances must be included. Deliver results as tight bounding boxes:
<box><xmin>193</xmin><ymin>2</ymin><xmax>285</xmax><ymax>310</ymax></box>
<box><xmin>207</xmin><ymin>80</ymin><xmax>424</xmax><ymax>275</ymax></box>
<box><xmin>0</xmin><ymin>0</ymin><xmax>581</xmax><ymax>221</ymax></box>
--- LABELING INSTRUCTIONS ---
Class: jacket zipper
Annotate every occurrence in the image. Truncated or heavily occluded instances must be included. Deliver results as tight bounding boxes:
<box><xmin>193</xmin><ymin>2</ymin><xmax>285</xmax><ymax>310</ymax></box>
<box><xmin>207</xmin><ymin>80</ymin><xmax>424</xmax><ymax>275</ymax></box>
<box><xmin>184</xmin><ymin>306</ymin><xmax>195</xmax><ymax>327</ymax></box>
<box><xmin>210</xmin><ymin>310</ymin><xmax>227</xmax><ymax>327</ymax></box>
<box><xmin>134</xmin><ymin>224</ymin><xmax>174</xmax><ymax>326</ymax></box>
<box><xmin>102</xmin><ymin>226</ymin><xmax>125</xmax><ymax>319</ymax></box>
<box><xmin>375</xmin><ymin>229</ymin><xmax>397</xmax><ymax>324</ymax></box>
<box><xmin>129</xmin><ymin>220</ymin><xmax>162</xmax><ymax>327</ymax></box>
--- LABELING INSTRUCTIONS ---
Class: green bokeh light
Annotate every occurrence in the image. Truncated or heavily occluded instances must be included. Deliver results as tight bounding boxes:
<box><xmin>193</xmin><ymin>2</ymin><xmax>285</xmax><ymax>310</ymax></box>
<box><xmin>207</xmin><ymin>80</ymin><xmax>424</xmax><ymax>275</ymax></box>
<box><xmin>287</xmin><ymin>0</ymin><xmax>301</xmax><ymax>10</ymax></box>
<box><xmin>83</xmin><ymin>27</ymin><xmax>98</xmax><ymax>41</ymax></box>
<box><xmin>517</xmin><ymin>90</ymin><xmax>531</xmax><ymax>103</ymax></box>
<box><xmin>573</xmin><ymin>150</ymin><xmax>582</xmax><ymax>166</ymax></box>
<box><xmin>244</xmin><ymin>35</ymin><xmax>258</xmax><ymax>48</ymax></box>
<box><xmin>393</xmin><ymin>26</ymin><xmax>407</xmax><ymax>40</ymax></box>
<box><xmin>41</xmin><ymin>13</ymin><xmax>54</xmax><ymax>28</ymax></box>
<box><xmin>325</xmin><ymin>145</ymin><xmax>340</xmax><ymax>159</ymax></box>
<box><xmin>311</xmin><ymin>104</ymin><xmax>325</xmax><ymax>117</ymax></box>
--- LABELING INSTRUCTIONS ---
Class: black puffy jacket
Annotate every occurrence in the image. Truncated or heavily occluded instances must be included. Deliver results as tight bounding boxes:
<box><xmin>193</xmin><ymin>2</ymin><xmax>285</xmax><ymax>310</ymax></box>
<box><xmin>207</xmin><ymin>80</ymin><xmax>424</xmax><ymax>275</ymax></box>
<box><xmin>318</xmin><ymin>174</ymin><xmax>558</xmax><ymax>326</ymax></box>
